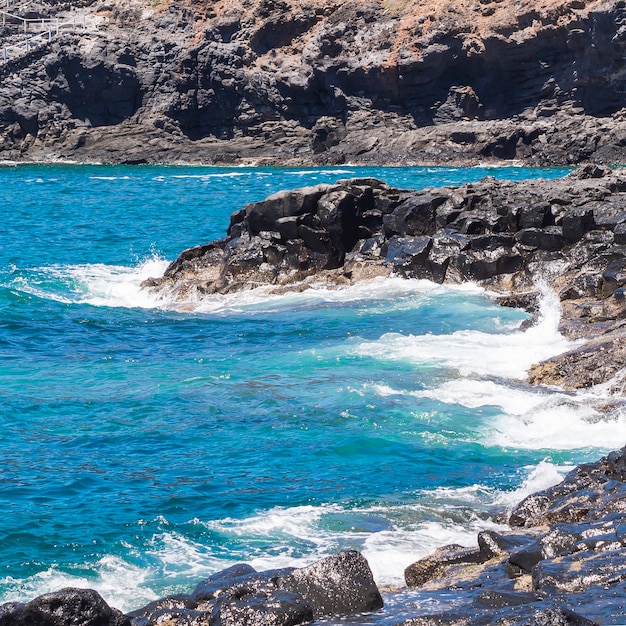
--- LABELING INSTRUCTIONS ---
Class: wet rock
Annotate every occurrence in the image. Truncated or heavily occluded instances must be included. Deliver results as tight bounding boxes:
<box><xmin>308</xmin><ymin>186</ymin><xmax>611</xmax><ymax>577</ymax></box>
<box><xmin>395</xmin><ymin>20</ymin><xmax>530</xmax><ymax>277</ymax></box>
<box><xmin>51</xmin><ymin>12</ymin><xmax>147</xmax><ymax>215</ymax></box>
<box><xmin>405</xmin><ymin>545</ymin><xmax>484</xmax><ymax>587</ymax></box>
<box><xmin>0</xmin><ymin>588</ymin><xmax>130</xmax><ymax>626</ymax></box>
<box><xmin>278</xmin><ymin>550</ymin><xmax>383</xmax><ymax>618</ymax></box>
<box><xmin>190</xmin><ymin>564</ymin><xmax>259</xmax><ymax>602</ymax></box>
<box><xmin>533</xmin><ymin>548</ymin><xmax>626</xmax><ymax>593</ymax></box>
<box><xmin>476</xmin><ymin>530</ymin><xmax>539</xmax><ymax>560</ymax></box>
<box><xmin>127</xmin><ymin>594</ymin><xmax>198</xmax><ymax>621</ymax></box>
<box><xmin>210</xmin><ymin>588</ymin><xmax>313</xmax><ymax>626</ymax></box>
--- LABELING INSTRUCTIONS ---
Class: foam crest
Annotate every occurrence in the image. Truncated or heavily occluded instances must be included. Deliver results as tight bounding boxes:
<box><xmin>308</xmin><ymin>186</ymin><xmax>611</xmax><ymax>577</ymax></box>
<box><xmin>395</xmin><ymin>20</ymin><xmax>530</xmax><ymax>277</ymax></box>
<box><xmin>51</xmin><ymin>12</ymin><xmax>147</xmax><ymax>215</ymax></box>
<box><xmin>354</xmin><ymin>284</ymin><xmax>576</xmax><ymax>379</ymax></box>
<box><xmin>495</xmin><ymin>460</ymin><xmax>573</xmax><ymax>510</ymax></box>
<box><xmin>194</xmin><ymin>499</ymin><xmax>510</xmax><ymax>587</ymax></box>
<box><xmin>488</xmin><ymin>398</ymin><xmax>626</xmax><ymax>451</ymax></box>
<box><xmin>185</xmin><ymin>276</ymin><xmax>485</xmax><ymax>315</ymax></box>
<box><xmin>9</xmin><ymin>258</ymin><xmax>170</xmax><ymax>309</ymax></box>
<box><xmin>285</xmin><ymin>169</ymin><xmax>356</xmax><ymax>176</ymax></box>
<box><xmin>0</xmin><ymin>556</ymin><xmax>158</xmax><ymax>614</ymax></box>
<box><xmin>67</xmin><ymin>258</ymin><xmax>170</xmax><ymax>308</ymax></box>
<box><xmin>171</xmin><ymin>172</ymin><xmax>251</xmax><ymax>180</ymax></box>
<box><xmin>372</xmin><ymin>379</ymin><xmax>549</xmax><ymax>417</ymax></box>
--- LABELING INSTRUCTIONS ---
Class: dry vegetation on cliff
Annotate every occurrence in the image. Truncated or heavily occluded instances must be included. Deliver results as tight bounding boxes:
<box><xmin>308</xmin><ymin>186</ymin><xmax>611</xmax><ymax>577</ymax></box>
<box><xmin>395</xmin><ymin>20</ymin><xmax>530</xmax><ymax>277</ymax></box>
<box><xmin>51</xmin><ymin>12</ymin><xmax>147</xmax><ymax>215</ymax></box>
<box><xmin>1</xmin><ymin>0</ymin><xmax>626</xmax><ymax>163</ymax></box>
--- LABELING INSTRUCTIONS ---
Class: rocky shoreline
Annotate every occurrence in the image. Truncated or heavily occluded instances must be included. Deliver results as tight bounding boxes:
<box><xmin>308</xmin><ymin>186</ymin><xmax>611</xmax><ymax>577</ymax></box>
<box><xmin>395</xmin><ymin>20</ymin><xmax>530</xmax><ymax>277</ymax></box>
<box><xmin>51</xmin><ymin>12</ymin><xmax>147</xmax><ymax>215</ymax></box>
<box><xmin>3</xmin><ymin>0</ymin><xmax>626</xmax><ymax>167</ymax></box>
<box><xmin>3</xmin><ymin>445</ymin><xmax>626</xmax><ymax>625</ymax></box>
<box><xmin>3</xmin><ymin>169</ymin><xmax>626</xmax><ymax>623</ymax></box>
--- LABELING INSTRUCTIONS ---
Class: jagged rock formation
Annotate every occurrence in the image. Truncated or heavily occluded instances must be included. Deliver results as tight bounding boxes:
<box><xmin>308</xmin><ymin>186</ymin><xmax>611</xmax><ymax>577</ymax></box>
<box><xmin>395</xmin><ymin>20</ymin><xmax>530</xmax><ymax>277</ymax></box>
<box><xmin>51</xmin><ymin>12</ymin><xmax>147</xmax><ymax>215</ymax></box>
<box><xmin>144</xmin><ymin>165</ymin><xmax>626</xmax><ymax>391</ymax></box>
<box><xmin>401</xmin><ymin>445</ymin><xmax>626</xmax><ymax>625</ymax></box>
<box><xmin>2</xmin><ymin>0</ymin><xmax>626</xmax><ymax>164</ymax></box>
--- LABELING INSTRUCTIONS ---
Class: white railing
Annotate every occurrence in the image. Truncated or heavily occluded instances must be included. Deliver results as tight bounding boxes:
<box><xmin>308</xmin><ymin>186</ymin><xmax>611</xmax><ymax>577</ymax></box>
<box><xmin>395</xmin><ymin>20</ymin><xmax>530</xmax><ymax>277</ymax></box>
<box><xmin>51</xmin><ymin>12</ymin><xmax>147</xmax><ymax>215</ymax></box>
<box><xmin>1</xmin><ymin>10</ymin><xmax>86</xmax><ymax>32</ymax></box>
<box><xmin>1</xmin><ymin>9</ymin><xmax>92</xmax><ymax>64</ymax></box>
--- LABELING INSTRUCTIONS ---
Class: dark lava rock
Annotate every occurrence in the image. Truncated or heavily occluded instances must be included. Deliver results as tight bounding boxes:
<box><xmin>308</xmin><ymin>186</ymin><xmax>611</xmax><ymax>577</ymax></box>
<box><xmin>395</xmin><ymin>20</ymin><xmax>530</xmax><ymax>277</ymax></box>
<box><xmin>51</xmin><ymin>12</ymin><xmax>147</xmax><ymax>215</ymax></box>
<box><xmin>405</xmin><ymin>545</ymin><xmax>484</xmax><ymax>587</ymax></box>
<box><xmin>277</xmin><ymin>550</ymin><xmax>383</xmax><ymax>618</ymax></box>
<box><xmin>0</xmin><ymin>588</ymin><xmax>130</xmax><ymax>626</ymax></box>
<box><xmin>210</xmin><ymin>588</ymin><xmax>313</xmax><ymax>626</ymax></box>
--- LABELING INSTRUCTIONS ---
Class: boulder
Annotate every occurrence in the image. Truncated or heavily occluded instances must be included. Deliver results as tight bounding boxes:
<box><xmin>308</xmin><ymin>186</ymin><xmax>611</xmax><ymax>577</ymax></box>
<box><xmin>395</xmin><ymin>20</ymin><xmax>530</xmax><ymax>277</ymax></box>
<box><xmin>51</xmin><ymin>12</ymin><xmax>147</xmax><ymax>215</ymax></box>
<box><xmin>210</xmin><ymin>589</ymin><xmax>313</xmax><ymax>626</ymax></box>
<box><xmin>385</xmin><ymin>236</ymin><xmax>433</xmax><ymax>279</ymax></box>
<box><xmin>277</xmin><ymin>551</ymin><xmax>383</xmax><ymax>618</ymax></box>
<box><xmin>405</xmin><ymin>545</ymin><xmax>484</xmax><ymax>587</ymax></box>
<box><xmin>0</xmin><ymin>588</ymin><xmax>130</xmax><ymax>626</ymax></box>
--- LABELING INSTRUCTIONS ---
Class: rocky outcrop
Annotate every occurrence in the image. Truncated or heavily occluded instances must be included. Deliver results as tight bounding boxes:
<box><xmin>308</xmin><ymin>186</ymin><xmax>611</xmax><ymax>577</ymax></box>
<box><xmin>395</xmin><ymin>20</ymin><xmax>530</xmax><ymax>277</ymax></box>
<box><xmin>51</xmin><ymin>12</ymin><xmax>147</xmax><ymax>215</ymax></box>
<box><xmin>400</xmin><ymin>445</ymin><xmax>626</xmax><ymax>625</ymax></box>
<box><xmin>3</xmin><ymin>0</ymin><xmax>626</xmax><ymax>164</ymax></box>
<box><xmin>0</xmin><ymin>551</ymin><xmax>382</xmax><ymax>626</ymax></box>
<box><xmin>144</xmin><ymin>165</ymin><xmax>626</xmax><ymax>390</ymax></box>
<box><xmin>0</xmin><ymin>587</ymin><xmax>130</xmax><ymax>625</ymax></box>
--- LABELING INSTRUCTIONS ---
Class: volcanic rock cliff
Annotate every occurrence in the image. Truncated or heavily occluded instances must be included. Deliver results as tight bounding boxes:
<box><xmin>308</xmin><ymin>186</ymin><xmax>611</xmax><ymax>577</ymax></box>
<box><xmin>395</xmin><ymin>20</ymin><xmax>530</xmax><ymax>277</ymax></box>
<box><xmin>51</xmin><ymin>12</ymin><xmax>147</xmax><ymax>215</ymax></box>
<box><xmin>3</xmin><ymin>0</ymin><xmax>626</xmax><ymax>164</ymax></box>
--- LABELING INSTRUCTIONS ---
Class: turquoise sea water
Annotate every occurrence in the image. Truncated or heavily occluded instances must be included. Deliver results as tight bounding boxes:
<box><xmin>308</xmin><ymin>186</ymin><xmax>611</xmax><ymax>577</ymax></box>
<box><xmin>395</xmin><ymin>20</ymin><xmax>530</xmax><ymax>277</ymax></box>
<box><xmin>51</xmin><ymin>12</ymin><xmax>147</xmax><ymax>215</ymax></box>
<box><xmin>1</xmin><ymin>164</ymin><xmax>624</xmax><ymax>616</ymax></box>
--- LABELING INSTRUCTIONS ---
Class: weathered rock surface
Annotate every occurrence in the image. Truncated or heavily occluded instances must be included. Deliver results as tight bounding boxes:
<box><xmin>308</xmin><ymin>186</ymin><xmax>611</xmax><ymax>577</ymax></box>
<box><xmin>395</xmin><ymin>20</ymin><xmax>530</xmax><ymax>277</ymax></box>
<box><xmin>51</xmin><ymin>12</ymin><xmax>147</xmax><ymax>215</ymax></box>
<box><xmin>0</xmin><ymin>587</ymin><xmax>130</xmax><ymax>625</ymax></box>
<box><xmin>400</xmin><ymin>445</ymin><xmax>626</xmax><ymax>625</ymax></box>
<box><xmin>3</xmin><ymin>0</ymin><xmax>626</xmax><ymax>165</ymax></box>
<box><xmin>0</xmin><ymin>552</ymin><xmax>381</xmax><ymax>625</ymax></box>
<box><xmin>6</xmin><ymin>448</ymin><xmax>626</xmax><ymax>624</ymax></box>
<box><xmin>144</xmin><ymin>165</ymin><xmax>626</xmax><ymax>391</ymax></box>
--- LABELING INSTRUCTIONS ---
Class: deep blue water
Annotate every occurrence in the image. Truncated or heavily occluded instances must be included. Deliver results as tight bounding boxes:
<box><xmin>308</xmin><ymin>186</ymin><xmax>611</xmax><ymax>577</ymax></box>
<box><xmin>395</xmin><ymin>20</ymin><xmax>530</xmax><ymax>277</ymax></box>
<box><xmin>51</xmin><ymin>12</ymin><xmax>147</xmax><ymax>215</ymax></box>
<box><xmin>0</xmin><ymin>164</ymin><xmax>623</xmax><ymax>615</ymax></box>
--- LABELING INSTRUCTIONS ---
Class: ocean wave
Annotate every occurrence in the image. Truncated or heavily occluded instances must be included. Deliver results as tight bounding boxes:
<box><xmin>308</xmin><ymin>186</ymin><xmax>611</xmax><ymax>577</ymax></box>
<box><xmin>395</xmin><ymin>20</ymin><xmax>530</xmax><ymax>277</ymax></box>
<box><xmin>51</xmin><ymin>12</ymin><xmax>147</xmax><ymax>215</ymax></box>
<box><xmin>353</xmin><ymin>281</ymin><xmax>575</xmax><ymax>380</ymax></box>
<box><xmin>285</xmin><ymin>169</ymin><xmax>356</xmax><ymax>176</ymax></box>
<box><xmin>5</xmin><ymin>258</ymin><xmax>170</xmax><ymax>309</ymax></box>
<box><xmin>0</xmin><ymin>556</ymin><xmax>159</xmax><ymax>614</ymax></box>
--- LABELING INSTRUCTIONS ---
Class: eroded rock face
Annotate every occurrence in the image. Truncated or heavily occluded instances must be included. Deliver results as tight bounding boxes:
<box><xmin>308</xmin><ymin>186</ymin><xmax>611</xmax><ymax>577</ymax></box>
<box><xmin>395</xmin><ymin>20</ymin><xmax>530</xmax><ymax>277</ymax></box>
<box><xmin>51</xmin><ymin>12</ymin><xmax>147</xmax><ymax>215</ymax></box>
<box><xmin>145</xmin><ymin>166</ymin><xmax>626</xmax><ymax>390</ymax></box>
<box><xmin>401</xmin><ymin>446</ymin><xmax>626</xmax><ymax>625</ymax></box>
<box><xmin>3</xmin><ymin>0</ymin><xmax>626</xmax><ymax>164</ymax></box>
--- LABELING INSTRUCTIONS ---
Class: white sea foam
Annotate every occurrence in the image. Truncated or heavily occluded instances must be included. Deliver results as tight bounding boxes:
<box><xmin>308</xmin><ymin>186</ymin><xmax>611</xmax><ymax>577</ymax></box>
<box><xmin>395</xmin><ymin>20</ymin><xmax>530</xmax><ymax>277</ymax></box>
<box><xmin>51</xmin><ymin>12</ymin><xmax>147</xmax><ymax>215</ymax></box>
<box><xmin>0</xmin><ymin>556</ymin><xmax>159</xmax><ymax>613</ymax></box>
<box><xmin>65</xmin><ymin>258</ymin><xmax>171</xmax><ymax>308</ymax></box>
<box><xmin>171</xmin><ymin>172</ymin><xmax>251</xmax><ymax>180</ymax></box>
<box><xmin>10</xmin><ymin>258</ymin><xmax>170</xmax><ymax>309</ymax></box>
<box><xmin>488</xmin><ymin>398</ymin><xmax>626</xmax><ymax>451</ymax></box>
<box><xmin>494</xmin><ymin>460</ymin><xmax>573</xmax><ymax>510</ymax></box>
<box><xmin>194</xmin><ymin>498</ymin><xmax>509</xmax><ymax>587</ymax></box>
<box><xmin>285</xmin><ymin>169</ymin><xmax>356</xmax><ymax>176</ymax></box>
<box><xmin>188</xmin><ymin>276</ymin><xmax>486</xmax><ymax>315</ymax></box>
<box><xmin>9</xmin><ymin>265</ymin><xmax>487</xmax><ymax>314</ymax></box>
<box><xmin>89</xmin><ymin>175</ymin><xmax>134</xmax><ymax>181</ymax></box>
<box><xmin>354</xmin><ymin>281</ymin><xmax>575</xmax><ymax>379</ymax></box>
